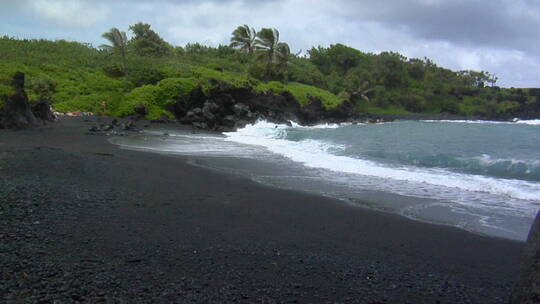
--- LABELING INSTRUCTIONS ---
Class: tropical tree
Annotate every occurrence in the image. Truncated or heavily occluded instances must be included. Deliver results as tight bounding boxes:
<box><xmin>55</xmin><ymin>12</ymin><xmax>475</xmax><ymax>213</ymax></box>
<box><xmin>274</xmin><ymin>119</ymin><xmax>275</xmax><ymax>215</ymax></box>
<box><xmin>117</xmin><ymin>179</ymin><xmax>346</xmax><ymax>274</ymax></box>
<box><xmin>230</xmin><ymin>24</ymin><xmax>257</xmax><ymax>55</ymax></box>
<box><xmin>129</xmin><ymin>22</ymin><xmax>171</xmax><ymax>57</ymax></box>
<box><xmin>351</xmin><ymin>81</ymin><xmax>374</xmax><ymax>102</ymax></box>
<box><xmin>255</xmin><ymin>28</ymin><xmax>291</xmax><ymax>80</ymax></box>
<box><xmin>255</xmin><ymin>28</ymin><xmax>279</xmax><ymax>78</ymax></box>
<box><xmin>308</xmin><ymin>44</ymin><xmax>365</xmax><ymax>75</ymax></box>
<box><xmin>100</xmin><ymin>27</ymin><xmax>129</xmax><ymax>76</ymax></box>
<box><xmin>374</xmin><ymin>52</ymin><xmax>408</xmax><ymax>88</ymax></box>
<box><xmin>274</xmin><ymin>42</ymin><xmax>291</xmax><ymax>81</ymax></box>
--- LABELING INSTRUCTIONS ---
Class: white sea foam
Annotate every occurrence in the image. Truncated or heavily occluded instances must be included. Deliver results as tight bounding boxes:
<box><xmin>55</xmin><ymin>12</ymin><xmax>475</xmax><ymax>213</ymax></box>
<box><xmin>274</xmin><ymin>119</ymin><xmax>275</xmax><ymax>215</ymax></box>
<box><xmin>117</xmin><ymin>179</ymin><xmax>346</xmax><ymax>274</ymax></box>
<box><xmin>421</xmin><ymin>119</ymin><xmax>511</xmax><ymax>124</ymax></box>
<box><xmin>514</xmin><ymin>119</ymin><xmax>540</xmax><ymax>125</ymax></box>
<box><xmin>289</xmin><ymin>121</ymin><xmax>343</xmax><ymax>128</ymax></box>
<box><xmin>469</xmin><ymin>154</ymin><xmax>540</xmax><ymax>167</ymax></box>
<box><xmin>223</xmin><ymin>121</ymin><xmax>540</xmax><ymax>202</ymax></box>
<box><xmin>421</xmin><ymin>119</ymin><xmax>540</xmax><ymax>126</ymax></box>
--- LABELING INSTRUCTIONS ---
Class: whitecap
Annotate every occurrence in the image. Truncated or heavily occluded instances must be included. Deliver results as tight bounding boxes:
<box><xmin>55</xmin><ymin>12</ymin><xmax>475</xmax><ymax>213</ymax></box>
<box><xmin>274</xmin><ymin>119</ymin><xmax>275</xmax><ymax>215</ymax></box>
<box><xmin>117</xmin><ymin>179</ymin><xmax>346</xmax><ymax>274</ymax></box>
<box><xmin>514</xmin><ymin>119</ymin><xmax>540</xmax><ymax>125</ymax></box>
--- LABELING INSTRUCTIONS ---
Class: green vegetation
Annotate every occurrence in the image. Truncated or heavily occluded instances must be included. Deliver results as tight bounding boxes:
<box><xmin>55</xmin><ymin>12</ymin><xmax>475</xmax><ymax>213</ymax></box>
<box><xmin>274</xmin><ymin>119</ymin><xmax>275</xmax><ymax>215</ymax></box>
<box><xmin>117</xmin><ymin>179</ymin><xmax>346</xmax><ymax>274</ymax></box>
<box><xmin>129</xmin><ymin>23</ymin><xmax>172</xmax><ymax>57</ymax></box>
<box><xmin>0</xmin><ymin>85</ymin><xmax>12</xmax><ymax>109</ymax></box>
<box><xmin>100</xmin><ymin>28</ymin><xmax>129</xmax><ymax>77</ymax></box>
<box><xmin>1</xmin><ymin>23</ymin><xmax>538</xmax><ymax>120</ymax></box>
<box><xmin>230</xmin><ymin>25</ymin><xmax>257</xmax><ymax>55</ymax></box>
<box><xmin>255</xmin><ymin>81</ymin><xmax>345</xmax><ymax>109</ymax></box>
<box><xmin>117</xmin><ymin>77</ymin><xmax>197</xmax><ymax>119</ymax></box>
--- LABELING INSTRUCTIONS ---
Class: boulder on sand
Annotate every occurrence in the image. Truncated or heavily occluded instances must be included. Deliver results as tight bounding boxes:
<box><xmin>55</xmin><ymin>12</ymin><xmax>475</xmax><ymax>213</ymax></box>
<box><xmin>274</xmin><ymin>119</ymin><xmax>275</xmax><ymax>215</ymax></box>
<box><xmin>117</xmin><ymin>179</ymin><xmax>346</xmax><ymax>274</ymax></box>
<box><xmin>0</xmin><ymin>72</ymin><xmax>56</xmax><ymax>129</ymax></box>
<box><xmin>32</xmin><ymin>99</ymin><xmax>56</xmax><ymax>122</ymax></box>
<box><xmin>1</xmin><ymin>72</ymin><xmax>39</xmax><ymax>129</ymax></box>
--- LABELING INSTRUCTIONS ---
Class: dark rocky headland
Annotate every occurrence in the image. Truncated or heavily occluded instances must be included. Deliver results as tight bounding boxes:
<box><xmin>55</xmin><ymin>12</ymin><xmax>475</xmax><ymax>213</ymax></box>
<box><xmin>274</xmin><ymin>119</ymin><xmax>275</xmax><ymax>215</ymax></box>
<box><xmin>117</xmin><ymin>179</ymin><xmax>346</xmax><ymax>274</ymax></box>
<box><xmin>122</xmin><ymin>85</ymin><xmax>390</xmax><ymax>132</ymax></box>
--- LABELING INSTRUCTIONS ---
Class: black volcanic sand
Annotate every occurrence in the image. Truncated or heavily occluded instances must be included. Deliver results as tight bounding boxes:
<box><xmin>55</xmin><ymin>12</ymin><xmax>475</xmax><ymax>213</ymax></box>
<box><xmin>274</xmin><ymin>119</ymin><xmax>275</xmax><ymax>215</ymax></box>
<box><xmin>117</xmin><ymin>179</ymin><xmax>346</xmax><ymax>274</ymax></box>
<box><xmin>0</xmin><ymin>117</ymin><xmax>524</xmax><ymax>303</ymax></box>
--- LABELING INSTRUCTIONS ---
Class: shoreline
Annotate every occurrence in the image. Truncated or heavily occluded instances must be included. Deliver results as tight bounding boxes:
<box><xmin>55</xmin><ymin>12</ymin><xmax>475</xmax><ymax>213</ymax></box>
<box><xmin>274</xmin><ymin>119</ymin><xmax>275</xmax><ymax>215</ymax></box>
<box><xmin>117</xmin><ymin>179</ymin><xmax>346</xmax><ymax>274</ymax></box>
<box><xmin>365</xmin><ymin>112</ymin><xmax>521</xmax><ymax>122</ymax></box>
<box><xmin>116</xmin><ymin>118</ymin><xmax>536</xmax><ymax>241</ymax></box>
<box><xmin>171</xmin><ymin>148</ymin><xmax>528</xmax><ymax>242</ymax></box>
<box><xmin>0</xmin><ymin>116</ymin><xmax>525</xmax><ymax>303</ymax></box>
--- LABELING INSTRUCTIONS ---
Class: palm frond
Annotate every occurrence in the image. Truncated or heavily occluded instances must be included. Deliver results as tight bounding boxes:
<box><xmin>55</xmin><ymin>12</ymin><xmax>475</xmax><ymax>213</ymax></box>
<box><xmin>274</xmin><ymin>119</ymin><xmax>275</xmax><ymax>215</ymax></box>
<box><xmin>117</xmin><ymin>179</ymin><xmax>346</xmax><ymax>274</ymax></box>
<box><xmin>102</xmin><ymin>28</ymin><xmax>128</xmax><ymax>49</ymax></box>
<box><xmin>352</xmin><ymin>81</ymin><xmax>374</xmax><ymax>101</ymax></box>
<box><xmin>100</xmin><ymin>27</ymin><xmax>129</xmax><ymax>76</ymax></box>
<box><xmin>230</xmin><ymin>24</ymin><xmax>256</xmax><ymax>54</ymax></box>
<box><xmin>99</xmin><ymin>44</ymin><xmax>113</xmax><ymax>51</ymax></box>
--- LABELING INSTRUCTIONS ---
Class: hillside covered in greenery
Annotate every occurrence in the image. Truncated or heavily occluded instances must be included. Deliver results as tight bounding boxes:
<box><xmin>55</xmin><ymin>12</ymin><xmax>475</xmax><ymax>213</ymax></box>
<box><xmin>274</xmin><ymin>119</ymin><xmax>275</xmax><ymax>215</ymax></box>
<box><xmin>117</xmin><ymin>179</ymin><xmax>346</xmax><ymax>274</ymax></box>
<box><xmin>1</xmin><ymin>23</ymin><xmax>539</xmax><ymax>122</ymax></box>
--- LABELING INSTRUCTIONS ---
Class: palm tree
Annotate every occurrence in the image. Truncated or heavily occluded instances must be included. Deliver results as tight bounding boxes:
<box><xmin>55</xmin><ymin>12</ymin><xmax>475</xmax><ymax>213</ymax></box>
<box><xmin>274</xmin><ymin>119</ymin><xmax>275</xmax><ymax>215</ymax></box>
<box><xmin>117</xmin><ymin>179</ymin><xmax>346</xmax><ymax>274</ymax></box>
<box><xmin>230</xmin><ymin>24</ymin><xmax>257</xmax><ymax>55</ymax></box>
<box><xmin>255</xmin><ymin>28</ymin><xmax>281</xmax><ymax>80</ymax></box>
<box><xmin>351</xmin><ymin>81</ymin><xmax>374</xmax><ymax>102</ymax></box>
<box><xmin>100</xmin><ymin>27</ymin><xmax>129</xmax><ymax>76</ymax></box>
<box><xmin>275</xmin><ymin>42</ymin><xmax>291</xmax><ymax>80</ymax></box>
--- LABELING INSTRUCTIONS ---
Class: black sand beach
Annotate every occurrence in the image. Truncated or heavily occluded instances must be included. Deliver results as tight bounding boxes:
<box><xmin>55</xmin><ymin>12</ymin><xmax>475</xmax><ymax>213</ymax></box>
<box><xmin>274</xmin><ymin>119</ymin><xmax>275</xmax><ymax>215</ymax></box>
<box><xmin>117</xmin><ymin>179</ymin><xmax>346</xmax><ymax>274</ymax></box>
<box><xmin>0</xmin><ymin>117</ymin><xmax>524</xmax><ymax>303</ymax></box>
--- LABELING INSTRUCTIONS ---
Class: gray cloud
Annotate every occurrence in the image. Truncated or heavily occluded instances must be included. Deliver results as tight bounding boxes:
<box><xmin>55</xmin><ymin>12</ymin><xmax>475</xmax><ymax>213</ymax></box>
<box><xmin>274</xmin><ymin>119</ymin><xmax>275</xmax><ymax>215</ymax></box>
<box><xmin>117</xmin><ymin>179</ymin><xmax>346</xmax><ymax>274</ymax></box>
<box><xmin>2</xmin><ymin>0</ymin><xmax>109</xmax><ymax>28</ymax></box>
<box><xmin>1</xmin><ymin>0</ymin><xmax>539</xmax><ymax>87</ymax></box>
<box><xmin>339</xmin><ymin>0</ymin><xmax>540</xmax><ymax>54</ymax></box>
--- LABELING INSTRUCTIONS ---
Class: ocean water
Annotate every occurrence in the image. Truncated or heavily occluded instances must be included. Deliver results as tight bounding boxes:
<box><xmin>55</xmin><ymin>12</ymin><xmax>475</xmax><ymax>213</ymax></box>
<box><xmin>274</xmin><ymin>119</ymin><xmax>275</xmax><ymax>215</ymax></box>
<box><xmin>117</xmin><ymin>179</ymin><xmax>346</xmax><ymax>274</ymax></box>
<box><xmin>110</xmin><ymin>119</ymin><xmax>540</xmax><ymax>241</ymax></box>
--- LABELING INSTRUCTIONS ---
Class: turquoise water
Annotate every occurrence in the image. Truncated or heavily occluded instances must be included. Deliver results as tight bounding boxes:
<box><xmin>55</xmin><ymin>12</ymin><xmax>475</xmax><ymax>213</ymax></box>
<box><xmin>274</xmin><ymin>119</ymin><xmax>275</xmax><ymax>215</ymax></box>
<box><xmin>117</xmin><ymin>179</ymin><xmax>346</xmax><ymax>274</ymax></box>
<box><xmin>286</xmin><ymin>121</ymin><xmax>540</xmax><ymax>182</ymax></box>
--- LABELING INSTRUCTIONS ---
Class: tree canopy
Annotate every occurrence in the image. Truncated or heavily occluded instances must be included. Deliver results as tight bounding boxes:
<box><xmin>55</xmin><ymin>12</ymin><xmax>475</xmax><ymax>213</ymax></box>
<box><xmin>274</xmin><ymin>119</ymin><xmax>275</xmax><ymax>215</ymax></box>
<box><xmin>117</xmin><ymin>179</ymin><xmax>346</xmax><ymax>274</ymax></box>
<box><xmin>100</xmin><ymin>27</ymin><xmax>129</xmax><ymax>76</ymax></box>
<box><xmin>129</xmin><ymin>22</ymin><xmax>171</xmax><ymax>57</ymax></box>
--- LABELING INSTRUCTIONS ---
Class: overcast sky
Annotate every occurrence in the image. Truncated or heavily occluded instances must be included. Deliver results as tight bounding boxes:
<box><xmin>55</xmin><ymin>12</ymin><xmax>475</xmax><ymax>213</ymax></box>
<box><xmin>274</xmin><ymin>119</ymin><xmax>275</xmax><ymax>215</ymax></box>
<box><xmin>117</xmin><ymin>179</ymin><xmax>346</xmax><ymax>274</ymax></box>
<box><xmin>2</xmin><ymin>0</ymin><xmax>539</xmax><ymax>87</ymax></box>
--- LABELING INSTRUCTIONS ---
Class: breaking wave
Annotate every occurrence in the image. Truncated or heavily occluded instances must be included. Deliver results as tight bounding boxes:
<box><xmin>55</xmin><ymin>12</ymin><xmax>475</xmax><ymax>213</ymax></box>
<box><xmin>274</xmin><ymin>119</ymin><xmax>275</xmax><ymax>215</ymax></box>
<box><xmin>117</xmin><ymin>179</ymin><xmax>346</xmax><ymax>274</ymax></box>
<box><xmin>224</xmin><ymin>121</ymin><xmax>540</xmax><ymax>202</ymax></box>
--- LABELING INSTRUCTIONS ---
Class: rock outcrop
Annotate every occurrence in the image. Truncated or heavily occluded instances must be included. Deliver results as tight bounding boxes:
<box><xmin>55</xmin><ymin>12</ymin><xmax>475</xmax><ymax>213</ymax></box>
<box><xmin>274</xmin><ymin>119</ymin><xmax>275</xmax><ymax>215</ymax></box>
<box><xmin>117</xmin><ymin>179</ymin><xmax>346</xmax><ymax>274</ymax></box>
<box><xmin>32</xmin><ymin>99</ymin><xmax>56</xmax><ymax>122</ymax></box>
<box><xmin>1</xmin><ymin>72</ymin><xmax>39</xmax><ymax>129</ymax></box>
<box><xmin>0</xmin><ymin>72</ymin><xmax>55</xmax><ymax>129</ymax></box>
<box><xmin>171</xmin><ymin>88</ymin><xmax>369</xmax><ymax>131</ymax></box>
<box><xmin>87</xmin><ymin>119</ymin><xmax>141</xmax><ymax>136</ymax></box>
<box><xmin>510</xmin><ymin>211</ymin><xmax>540</xmax><ymax>304</ymax></box>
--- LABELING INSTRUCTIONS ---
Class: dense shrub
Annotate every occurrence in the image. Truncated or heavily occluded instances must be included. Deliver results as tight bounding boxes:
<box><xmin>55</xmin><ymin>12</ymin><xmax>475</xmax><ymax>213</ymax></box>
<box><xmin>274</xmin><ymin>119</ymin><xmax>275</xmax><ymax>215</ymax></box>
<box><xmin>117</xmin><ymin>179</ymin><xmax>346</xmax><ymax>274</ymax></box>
<box><xmin>28</xmin><ymin>77</ymin><xmax>56</xmax><ymax>100</ymax></box>
<box><xmin>190</xmin><ymin>67</ymin><xmax>254</xmax><ymax>94</ymax></box>
<box><xmin>373</xmin><ymin>86</ymin><xmax>395</xmax><ymax>109</ymax></box>
<box><xmin>116</xmin><ymin>77</ymin><xmax>198</xmax><ymax>119</ymax></box>
<box><xmin>116</xmin><ymin>85</ymin><xmax>162</xmax><ymax>118</ymax></box>
<box><xmin>286</xmin><ymin>82</ymin><xmax>345</xmax><ymax>109</ymax></box>
<box><xmin>497</xmin><ymin>100</ymin><xmax>520</xmax><ymax>114</ymax></box>
<box><xmin>128</xmin><ymin>66</ymin><xmax>166</xmax><ymax>87</ymax></box>
<box><xmin>399</xmin><ymin>94</ymin><xmax>427</xmax><ymax>112</ymax></box>
<box><xmin>102</xmin><ymin>63</ymin><xmax>126</xmax><ymax>78</ymax></box>
<box><xmin>0</xmin><ymin>84</ymin><xmax>13</xmax><ymax>100</ymax></box>
<box><xmin>156</xmin><ymin>77</ymin><xmax>197</xmax><ymax>101</ymax></box>
<box><xmin>440</xmin><ymin>100</ymin><xmax>460</xmax><ymax>114</ymax></box>
<box><xmin>255</xmin><ymin>81</ymin><xmax>345</xmax><ymax>109</ymax></box>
